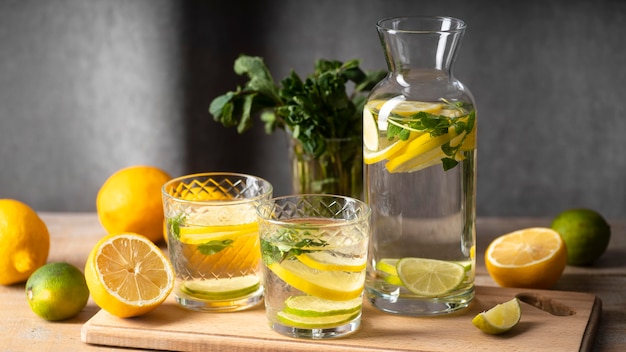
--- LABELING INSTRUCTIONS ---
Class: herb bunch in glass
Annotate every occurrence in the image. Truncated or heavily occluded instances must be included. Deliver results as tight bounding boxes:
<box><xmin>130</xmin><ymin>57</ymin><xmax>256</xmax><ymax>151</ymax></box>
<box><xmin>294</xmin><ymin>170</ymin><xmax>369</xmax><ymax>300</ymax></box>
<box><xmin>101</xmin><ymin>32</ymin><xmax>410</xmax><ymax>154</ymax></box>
<box><xmin>209</xmin><ymin>55</ymin><xmax>385</xmax><ymax>198</ymax></box>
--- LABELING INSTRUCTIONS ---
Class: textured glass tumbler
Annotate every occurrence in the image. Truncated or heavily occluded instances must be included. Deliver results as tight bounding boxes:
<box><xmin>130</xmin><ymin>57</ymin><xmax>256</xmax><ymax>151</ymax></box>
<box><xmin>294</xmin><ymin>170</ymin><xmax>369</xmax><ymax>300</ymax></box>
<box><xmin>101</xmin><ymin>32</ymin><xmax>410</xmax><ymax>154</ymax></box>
<box><xmin>257</xmin><ymin>195</ymin><xmax>370</xmax><ymax>339</ymax></box>
<box><xmin>162</xmin><ymin>172</ymin><xmax>272</xmax><ymax>312</ymax></box>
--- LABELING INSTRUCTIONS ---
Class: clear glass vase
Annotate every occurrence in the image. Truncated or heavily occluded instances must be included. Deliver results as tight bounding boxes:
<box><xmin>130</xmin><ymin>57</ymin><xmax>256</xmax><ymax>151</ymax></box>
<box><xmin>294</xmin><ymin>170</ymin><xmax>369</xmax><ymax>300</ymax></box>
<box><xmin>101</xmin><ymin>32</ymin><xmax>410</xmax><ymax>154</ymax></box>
<box><xmin>363</xmin><ymin>16</ymin><xmax>477</xmax><ymax>316</ymax></box>
<box><xmin>289</xmin><ymin>135</ymin><xmax>363</xmax><ymax>200</ymax></box>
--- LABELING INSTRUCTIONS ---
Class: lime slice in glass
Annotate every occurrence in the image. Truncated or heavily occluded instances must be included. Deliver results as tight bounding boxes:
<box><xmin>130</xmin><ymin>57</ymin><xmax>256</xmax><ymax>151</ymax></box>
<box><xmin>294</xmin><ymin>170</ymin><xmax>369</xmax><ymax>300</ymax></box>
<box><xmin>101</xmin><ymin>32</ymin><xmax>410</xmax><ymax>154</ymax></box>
<box><xmin>180</xmin><ymin>275</ymin><xmax>260</xmax><ymax>300</ymax></box>
<box><xmin>277</xmin><ymin>311</ymin><xmax>360</xmax><ymax>328</ymax></box>
<box><xmin>283</xmin><ymin>296</ymin><xmax>362</xmax><ymax>317</ymax></box>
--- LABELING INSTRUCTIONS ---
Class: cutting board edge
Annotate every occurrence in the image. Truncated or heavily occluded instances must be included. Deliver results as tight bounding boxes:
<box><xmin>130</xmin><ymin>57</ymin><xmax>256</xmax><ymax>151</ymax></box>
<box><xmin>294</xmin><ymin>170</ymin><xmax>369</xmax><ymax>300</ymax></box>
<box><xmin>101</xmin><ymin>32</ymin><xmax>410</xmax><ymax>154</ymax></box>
<box><xmin>579</xmin><ymin>296</ymin><xmax>602</xmax><ymax>352</ymax></box>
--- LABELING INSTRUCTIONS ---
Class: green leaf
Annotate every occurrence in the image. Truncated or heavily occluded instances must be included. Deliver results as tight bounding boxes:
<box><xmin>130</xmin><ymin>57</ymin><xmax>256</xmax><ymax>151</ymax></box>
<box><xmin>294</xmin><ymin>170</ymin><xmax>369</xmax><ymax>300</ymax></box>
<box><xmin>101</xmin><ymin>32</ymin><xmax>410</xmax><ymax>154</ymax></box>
<box><xmin>198</xmin><ymin>239</ymin><xmax>234</xmax><ymax>255</ymax></box>
<box><xmin>234</xmin><ymin>56</ymin><xmax>281</xmax><ymax>103</ymax></box>
<box><xmin>167</xmin><ymin>214</ymin><xmax>185</xmax><ymax>240</ymax></box>
<box><xmin>442</xmin><ymin>157</ymin><xmax>459</xmax><ymax>171</ymax></box>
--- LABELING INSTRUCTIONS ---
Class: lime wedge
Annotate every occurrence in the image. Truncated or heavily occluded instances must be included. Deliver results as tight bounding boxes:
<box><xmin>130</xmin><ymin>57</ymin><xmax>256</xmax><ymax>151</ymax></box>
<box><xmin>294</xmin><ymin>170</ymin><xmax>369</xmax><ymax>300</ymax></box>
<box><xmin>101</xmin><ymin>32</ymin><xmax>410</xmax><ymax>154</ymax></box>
<box><xmin>268</xmin><ymin>259</ymin><xmax>364</xmax><ymax>301</ymax></box>
<box><xmin>297</xmin><ymin>251</ymin><xmax>366</xmax><ymax>272</ymax></box>
<box><xmin>283</xmin><ymin>296</ymin><xmax>362</xmax><ymax>317</ymax></box>
<box><xmin>277</xmin><ymin>311</ymin><xmax>360</xmax><ymax>328</ymax></box>
<box><xmin>180</xmin><ymin>275</ymin><xmax>260</xmax><ymax>300</ymax></box>
<box><xmin>472</xmin><ymin>298</ymin><xmax>522</xmax><ymax>334</ymax></box>
<box><xmin>396</xmin><ymin>258</ymin><xmax>465</xmax><ymax>297</ymax></box>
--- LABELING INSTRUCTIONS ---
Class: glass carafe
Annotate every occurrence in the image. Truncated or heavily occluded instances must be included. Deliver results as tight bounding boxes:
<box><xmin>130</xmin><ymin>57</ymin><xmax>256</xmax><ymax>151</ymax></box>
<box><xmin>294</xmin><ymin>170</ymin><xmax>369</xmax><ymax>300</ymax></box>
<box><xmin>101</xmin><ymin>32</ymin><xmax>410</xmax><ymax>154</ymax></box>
<box><xmin>364</xmin><ymin>16</ymin><xmax>477</xmax><ymax>316</ymax></box>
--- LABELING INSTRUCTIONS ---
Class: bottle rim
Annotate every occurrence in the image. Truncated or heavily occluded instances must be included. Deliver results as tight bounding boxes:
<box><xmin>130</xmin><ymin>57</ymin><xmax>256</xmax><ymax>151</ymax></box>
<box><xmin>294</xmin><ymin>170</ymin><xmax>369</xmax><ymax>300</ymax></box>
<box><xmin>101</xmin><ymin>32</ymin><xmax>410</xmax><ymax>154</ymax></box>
<box><xmin>377</xmin><ymin>16</ymin><xmax>466</xmax><ymax>34</ymax></box>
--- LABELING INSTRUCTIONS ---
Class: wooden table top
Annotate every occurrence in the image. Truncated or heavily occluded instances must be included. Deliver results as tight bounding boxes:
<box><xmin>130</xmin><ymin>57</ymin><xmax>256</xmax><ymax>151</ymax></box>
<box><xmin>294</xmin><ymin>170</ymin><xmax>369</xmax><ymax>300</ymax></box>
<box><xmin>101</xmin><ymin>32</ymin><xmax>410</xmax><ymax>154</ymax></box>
<box><xmin>1</xmin><ymin>213</ymin><xmax>624</xmax><ymax>351</ymax></box>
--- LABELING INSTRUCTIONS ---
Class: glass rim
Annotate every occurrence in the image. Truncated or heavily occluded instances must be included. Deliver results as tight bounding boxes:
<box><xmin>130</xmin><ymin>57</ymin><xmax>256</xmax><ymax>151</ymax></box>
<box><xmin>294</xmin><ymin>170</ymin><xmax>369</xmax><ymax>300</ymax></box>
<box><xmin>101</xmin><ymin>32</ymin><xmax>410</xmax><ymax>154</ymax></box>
<box><xmin>162</xmin><ymin>172</ymin><xmax>273</xmax><ymax>204</ymax></box>
<box><xmin>256</xmin><ymin>193</ymin><xmax>371</xmax><ymax>227</ymax></box>
<box><xmin>377</xmin><ymin>16</ymin><xmax>466</xmax><ymax>34</ymax></box>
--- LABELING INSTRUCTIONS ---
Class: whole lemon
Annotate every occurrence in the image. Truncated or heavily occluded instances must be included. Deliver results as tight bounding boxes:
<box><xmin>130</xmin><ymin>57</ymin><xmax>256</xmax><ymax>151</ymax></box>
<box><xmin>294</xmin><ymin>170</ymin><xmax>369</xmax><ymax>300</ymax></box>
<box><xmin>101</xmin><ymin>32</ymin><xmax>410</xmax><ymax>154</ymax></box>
<box><xmin>97</xmin><ymin>165</ymin><xmax>171</xmax><ymax>243</ymax></box>
<box><xmin>551</xmin><ymin>208</ymin><xmax>611</xmax><ymax>266</ymax></box>
<box><xmin>26</xmin><ymin>262</ymin><xmax>89</xmax><ymax>321</ymax></box>
<box><xmin>0</xmin><ymin>199</ymin><xmax>50</xmax><ymax>285</ymax></box>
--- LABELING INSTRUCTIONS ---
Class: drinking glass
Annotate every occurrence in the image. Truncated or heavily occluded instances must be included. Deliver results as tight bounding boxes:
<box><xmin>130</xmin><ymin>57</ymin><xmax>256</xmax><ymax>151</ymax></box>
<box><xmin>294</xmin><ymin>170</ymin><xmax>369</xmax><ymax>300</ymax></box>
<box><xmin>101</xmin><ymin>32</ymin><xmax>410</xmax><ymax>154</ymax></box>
<box><xmin>162</xmin><ymin>172</ymin><xmax>272</xmax><ymax>311</ymax></box>
<box><xmin>257</xmin><ymin>194</ymin><xmax>370</xmax><ymax>339</ymax></box>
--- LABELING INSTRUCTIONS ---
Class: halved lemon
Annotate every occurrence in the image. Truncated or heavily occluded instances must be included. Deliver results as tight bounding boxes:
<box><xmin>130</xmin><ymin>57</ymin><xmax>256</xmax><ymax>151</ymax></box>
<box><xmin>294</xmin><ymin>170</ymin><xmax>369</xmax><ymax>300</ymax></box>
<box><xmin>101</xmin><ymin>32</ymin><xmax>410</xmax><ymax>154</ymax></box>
<box><xmin>297</xmin><ymin>251</ymin><xmax>366</xmax><ymax>272</ymax></box>
<box><xmin>268</xmin><ymin>259</ymin><xmax>364</xmax><ymax>301</ymax></box>
<box><xmin>472</xmin><ymin>298</ymin><xmax>522</xmax><ymax>334</ymax></box>
<box><xmin>485</xmin><ymin>227</ymin><xmax>567</xmax><ymax>289</ymax></box>
<box><xmin>396</xmin><ymin>257</ymin><xmax>465</xmax><ymax>297</ymax></box>
<box><xmin>84</xmin><ymin>233</ymin><xmax>174</xmax><ymax>318</ymax></box>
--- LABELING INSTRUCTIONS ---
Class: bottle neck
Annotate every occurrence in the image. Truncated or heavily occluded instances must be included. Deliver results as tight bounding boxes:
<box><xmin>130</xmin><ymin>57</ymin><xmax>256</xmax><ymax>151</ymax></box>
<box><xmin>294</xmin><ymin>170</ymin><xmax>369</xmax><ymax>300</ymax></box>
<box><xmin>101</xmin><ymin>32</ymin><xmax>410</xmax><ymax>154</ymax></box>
<box><xmin>377</xmin><ymin>17</ymin><xmax>465</xmax><ymax>76</ymax></box>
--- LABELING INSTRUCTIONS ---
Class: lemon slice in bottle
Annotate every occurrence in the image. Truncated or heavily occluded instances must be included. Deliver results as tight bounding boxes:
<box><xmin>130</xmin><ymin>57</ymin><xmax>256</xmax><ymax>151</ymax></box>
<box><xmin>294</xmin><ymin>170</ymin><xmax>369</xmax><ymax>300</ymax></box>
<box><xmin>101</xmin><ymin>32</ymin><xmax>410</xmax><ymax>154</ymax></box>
<box><xmin>363</xmin><ymin>107</ymin><xmax>379</xmax><ymax>152</ymax></box>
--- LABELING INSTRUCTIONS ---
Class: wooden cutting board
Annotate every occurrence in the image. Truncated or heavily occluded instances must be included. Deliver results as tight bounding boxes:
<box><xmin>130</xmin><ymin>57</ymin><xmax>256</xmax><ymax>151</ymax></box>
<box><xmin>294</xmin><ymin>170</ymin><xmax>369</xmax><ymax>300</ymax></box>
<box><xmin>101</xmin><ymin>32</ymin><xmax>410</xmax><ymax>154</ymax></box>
<box><xmin>81</xmin><ymin>286</ymin><xmax>600</xmax><ymax>352</ymax></box>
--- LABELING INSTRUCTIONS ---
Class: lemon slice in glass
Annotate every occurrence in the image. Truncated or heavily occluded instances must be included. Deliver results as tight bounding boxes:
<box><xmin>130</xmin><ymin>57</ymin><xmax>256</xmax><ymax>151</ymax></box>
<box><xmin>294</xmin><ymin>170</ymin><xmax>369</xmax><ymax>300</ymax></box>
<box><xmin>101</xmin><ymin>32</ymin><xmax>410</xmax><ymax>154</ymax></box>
<box><xmin>472</xmin><ymin>298</ymin><xmax>522</xmax><ymax>334</ymax></box>
<box><xmin>268</xmin><ymin>259</ymin><xmax>364</xmax><ymax>301</ymax></box>
<box><xmin>297</xmin><ymin>251</ymin><xmax>366</xmax><ymax>272</ymax></box>
<box><xmin>396</xmin><ymin>257</ymin><xmax>465</xmax><ymax>297</ymax></box>
<box><xmin>178</xmin><ymin>222</ymin><xmax>257</xmax><ymax>245</ymax></box>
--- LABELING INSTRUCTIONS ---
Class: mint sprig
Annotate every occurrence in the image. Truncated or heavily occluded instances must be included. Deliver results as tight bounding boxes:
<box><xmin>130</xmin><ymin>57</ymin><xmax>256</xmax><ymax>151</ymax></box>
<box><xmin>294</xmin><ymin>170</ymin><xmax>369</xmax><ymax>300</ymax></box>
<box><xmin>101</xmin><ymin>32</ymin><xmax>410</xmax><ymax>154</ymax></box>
<box><xmin>261</xmin><ymin>228</ymin><xmax>328</xmax><ymax>265</ymax></box>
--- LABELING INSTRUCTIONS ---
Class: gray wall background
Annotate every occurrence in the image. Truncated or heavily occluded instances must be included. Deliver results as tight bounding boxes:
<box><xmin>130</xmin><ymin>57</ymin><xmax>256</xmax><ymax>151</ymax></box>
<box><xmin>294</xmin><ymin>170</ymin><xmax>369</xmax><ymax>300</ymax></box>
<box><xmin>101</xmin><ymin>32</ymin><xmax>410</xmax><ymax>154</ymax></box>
<box><xmin>1</xmin><ymin>0</ymin><xmax>625</xmax><ymax>218</ymax></box>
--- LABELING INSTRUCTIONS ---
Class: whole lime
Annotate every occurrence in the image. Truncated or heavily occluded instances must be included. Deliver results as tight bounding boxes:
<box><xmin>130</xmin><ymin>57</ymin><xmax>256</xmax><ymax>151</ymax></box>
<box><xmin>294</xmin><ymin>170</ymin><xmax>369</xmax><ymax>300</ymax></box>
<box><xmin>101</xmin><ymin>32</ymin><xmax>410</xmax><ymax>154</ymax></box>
<box><xmin>551</xmin><ymin>208</ymin><xmax>611</xmax><ymax>266</ymax></box>
<box><xmin>25</xmin><ymin>262</ymin><xmax>90</xmax><ymax>321</ymax></box>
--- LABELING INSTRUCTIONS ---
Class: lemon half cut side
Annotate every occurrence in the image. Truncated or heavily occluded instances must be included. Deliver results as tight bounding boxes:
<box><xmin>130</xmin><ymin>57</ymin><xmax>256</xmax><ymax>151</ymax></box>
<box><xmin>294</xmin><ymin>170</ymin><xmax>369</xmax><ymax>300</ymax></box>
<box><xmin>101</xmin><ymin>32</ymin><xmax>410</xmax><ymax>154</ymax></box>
<box><xmin>85</xmin><ymin>233</ymin><xmax>175</xmax><ymax>318</ymax></box>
